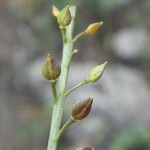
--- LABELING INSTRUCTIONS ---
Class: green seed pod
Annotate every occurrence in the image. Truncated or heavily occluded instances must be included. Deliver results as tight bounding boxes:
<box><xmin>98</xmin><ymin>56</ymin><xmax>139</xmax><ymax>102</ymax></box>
<box><xmin>71</xmin><ymin>98</ymin><xmax>93</xmax><ymax>120</ymax></box>
<box><xmin>57</xmin><ymin>6</ymin><xmax>72</xmax><ymax>27</ymax></box>
<box><xmin>42</xmin><ymin>54</ymin><xmax>61</xmax><ymax>80</ymax></box>
<box><xmin>85</xmin><ymin>62</ymin><xmax>107</xmax><ymax>83</ymax></box>
<box><xmin>85</xmin><ymin>22</ymin><xmax>103</xmax><ymax>35</ymax></box>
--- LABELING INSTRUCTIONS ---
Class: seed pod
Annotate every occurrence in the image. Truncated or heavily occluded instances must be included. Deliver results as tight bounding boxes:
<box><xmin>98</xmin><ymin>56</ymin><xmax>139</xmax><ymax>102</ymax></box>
<box><xmin>57</xmin><ymin>6</ymin><xmax>72</xmax><ymax>27</ymax></box>
<box><xmin>85</xmin><ymin>62</ymin><xmax>107</xmax><ymax>83</ymax></box>
<box><xmin>71</xmin><ymin>98</ymin><xmax>93</xmax><ymax>120</ymax></box>
<box><xmin>77</xmin><ymin>147</ymin><xmax>94</xmax><ymax>150</ymax></box>
<box><xmin>42</xmin><ymin>54</ymin><xmax>61</xmax><ymax>80</ymax></box>
<box><xmin>85</xmin><ymin>22</ymin><xmax>103</xmax><ymax>35</ymax></box>
<box><xmin>52</xmin><ymin>5</ymin><xmax>60</xmax><ymax>17</ymax></box>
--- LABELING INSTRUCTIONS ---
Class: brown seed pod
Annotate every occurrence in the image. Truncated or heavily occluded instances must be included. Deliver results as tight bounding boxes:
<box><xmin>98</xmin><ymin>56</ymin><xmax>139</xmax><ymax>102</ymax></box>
<box><xmin>71</xmin><ymin>98</ymin><xmax>93</xmax><ymax>120</ymax></box>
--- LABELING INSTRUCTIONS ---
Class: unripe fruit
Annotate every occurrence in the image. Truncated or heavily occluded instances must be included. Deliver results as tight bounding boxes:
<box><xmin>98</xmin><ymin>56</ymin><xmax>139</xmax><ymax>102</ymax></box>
<box><xmin>85</xmin><ymin>62</ymin><xmax>107</xmax><ymax>83</ymax></box>
<box><xmin>85</xmin><ymin>22</ymin><xmax>103</xmax><ymax>35</ymax></box>
<box><xmin>42</xmin><ymin>54</ymin><xmax>61</xmax><ymax>80</ymax></box>
<box><xmin>57</xmin><ymin>6</ymin><xmax>72</xmax><ymax>27</ymax></box>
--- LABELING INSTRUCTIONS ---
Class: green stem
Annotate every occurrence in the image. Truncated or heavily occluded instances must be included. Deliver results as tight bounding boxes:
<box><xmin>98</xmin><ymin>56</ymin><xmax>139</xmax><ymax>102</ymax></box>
<box><xmin>47</xmin><ymin>6</ymin><xmax>76</xmax><ymax>150</ymax></box>
<box><xmin>55</xmin><ymin>118</ymin><xmax>76</xmax><ymax>142</ymax></box>
<box><xmin>50</xmin><ymin>81</ymin><xmax>57</xmax><ymax>104</ymax></box>
<box><xmin>65</xmin><ymin>81</ymin><xmax>86</xmax><ymax>97</ymax></box>
<box><xmin>60</xmin><ymin>27</ymin><xmax>66</xmax><ymax>43</ymax></box>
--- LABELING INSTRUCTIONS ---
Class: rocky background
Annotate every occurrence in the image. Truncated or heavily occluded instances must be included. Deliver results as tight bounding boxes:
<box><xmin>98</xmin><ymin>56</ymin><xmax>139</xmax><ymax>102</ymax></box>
<box><xmin>0</xmin><ymin>0</ymin><xmax>150</xmax><ymax>150</ymax></box>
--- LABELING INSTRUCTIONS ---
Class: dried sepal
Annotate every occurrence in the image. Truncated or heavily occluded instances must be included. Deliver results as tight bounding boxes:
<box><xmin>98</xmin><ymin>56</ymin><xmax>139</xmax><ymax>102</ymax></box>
<box><xmin>52</xmin><ymin>5</ymin><xmax>60</xmax><ymax>17</ymax></box>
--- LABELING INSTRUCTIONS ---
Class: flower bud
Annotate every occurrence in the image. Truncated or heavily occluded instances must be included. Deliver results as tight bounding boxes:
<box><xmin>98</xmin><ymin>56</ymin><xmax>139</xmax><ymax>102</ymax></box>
<box><xmin>85</xmin><ymin>62</ymin><xmax>107</xmax><ymax>83</ymax></box>
<box><xmin>42</xmin><ymin>54</ymin><xmax>61</xmax><ymax>80</ymax></box>
<box><xmin>52</xmin><ymin>5</ymin><xmax>60</xmax><ymax>17</ymax></box>
<box><xmin>71</xmin><ymin>98</ymin><xmax>93</xmax><ymax>120</ymax></box>
<box><xmin>57</xmin><ymin>6</ymin><xmax>72</xmax><ymax>27</ymax></box>
<box><xmin>85</xmin><ymin>22</ymin><xmax>103</xmax><ymax>35</ymax></box>
<box><xmin>77</xmin><ymin>147</ymin><xmax>94</xmax><ymax>150</ymax></box>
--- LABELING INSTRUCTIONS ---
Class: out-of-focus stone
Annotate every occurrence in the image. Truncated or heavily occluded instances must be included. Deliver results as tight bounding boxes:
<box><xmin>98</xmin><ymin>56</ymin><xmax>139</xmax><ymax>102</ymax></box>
<box><xmin>111</xmin><ymin>28</ymin><xmax>150</xmax><ymax>60</ymax></box>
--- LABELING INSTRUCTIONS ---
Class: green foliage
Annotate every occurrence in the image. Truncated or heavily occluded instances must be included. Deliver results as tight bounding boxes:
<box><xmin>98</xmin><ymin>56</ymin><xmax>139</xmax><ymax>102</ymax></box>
<box><xmin>109</xmin><ymin>128</ymin><xmax>150</xmax><ymax>150</ymax></box>
<box><xmin>52</xmin><ymin>0</ymin><xmax>79</xmax><ymax>8</ymax></box>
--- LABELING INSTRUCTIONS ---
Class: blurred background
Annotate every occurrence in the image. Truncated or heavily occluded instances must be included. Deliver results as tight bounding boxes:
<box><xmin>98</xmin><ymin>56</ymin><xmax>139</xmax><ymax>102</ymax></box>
<box><xmin>0</xmin><ymin>0</ymin><xmax>150</xmax><ymax>150</ymax></box>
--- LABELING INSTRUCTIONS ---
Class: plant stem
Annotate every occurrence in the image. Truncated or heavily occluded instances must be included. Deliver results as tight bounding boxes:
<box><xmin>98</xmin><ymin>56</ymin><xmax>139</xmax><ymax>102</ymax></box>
<box><xmin>50</xmin><ymin>81</ymin><xmax>57</xmax><ymax>104</ymax></box>
<box><xmin>47</xmin><ymin>6</ymin><xmax>76</xmax><ymax>150</ymax></box>
<box><xmin>65</xmin><ymin>81</ymin><xmax>86</xmax><ymax>97</ymax></box>
<box><xmin>60</xmin><ymin>27</ymin><xmax>66</xmax><ymax>43</ymax></box>
<box><xmin>73</xmin><ymin>31</ymin><xmax>86</xmax><ymax>43</ymax></box>
<box><xmin>55</xmin><ymin>118</ymin><xmax>76</xmax><ymax>142</ymax></box>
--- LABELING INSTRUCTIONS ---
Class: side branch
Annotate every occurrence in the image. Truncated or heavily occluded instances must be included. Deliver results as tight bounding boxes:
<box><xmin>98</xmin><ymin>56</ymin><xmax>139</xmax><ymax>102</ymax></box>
<box><xmin>73</xmin><ymin>31</ymin><xmax>86</xmax><ymax>43</ymax></box>
<box><xmin>55</xmin><ymin>118</ymin><xmax>76</xmax><ymax>141</ymax></box>
<box><xmin>65</xmin><ymin>81</ymin><xmax>86</xmax><ymax>97</ymax></box>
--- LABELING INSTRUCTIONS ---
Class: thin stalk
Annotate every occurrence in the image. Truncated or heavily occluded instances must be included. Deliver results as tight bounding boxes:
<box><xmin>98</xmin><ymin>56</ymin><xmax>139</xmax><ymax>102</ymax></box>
<box><xmin>65</xmin><ymin>81</ymin><xmax>86</xmax><ymax>97</ymax></box>
<box><xmin>46</xmin><ymin>82</ymin><xmax>58</xmax><ymax>150</ymax></box>
<box><xmin>60</xmin><ymin>27</ymin><xmax>66</xmax><ymax>43</ymax></box>
<box><xmin>47</xmin><ymin>6</ymin><xmax>76</xmax><ymax>150</ymax></box>
<box><xmin>73</xmin><ymin>31</ymin><xmax>86</xmax><ymax>43</ymax></box>
<box><xmin>68</xmin><ymin>49</ymin><xmax>78</xmax><ymax>67</ymax></box>
<box><xmin>50</xmin><ymin>81</ymin><xmax>57</xmax><ymax>104</ymax></box>
<box><xmin>55</xmin><ymin>118</ymin><xmax>76</xmax><ymax>142</ymax></box>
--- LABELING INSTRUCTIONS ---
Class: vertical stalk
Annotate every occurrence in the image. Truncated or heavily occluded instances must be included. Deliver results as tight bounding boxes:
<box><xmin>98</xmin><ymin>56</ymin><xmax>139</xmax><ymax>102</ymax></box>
<box><xmin>50</xmin><ymin>81</ymin><xmax>57</xmax><ymax>104</ymax></box>
<box><xmin>47</xmin><ymin>6</ymin><xmax>76</xmax><ymax>150</ymax></box>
